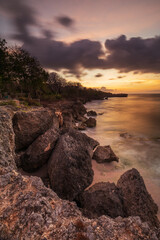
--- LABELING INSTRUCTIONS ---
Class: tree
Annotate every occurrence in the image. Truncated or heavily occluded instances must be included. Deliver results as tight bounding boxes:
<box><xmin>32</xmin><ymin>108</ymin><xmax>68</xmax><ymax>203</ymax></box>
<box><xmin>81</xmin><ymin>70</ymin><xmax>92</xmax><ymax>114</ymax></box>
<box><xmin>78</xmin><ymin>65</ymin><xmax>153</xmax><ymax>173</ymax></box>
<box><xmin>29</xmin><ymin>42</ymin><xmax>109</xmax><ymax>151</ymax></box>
<box><xmin>0</xmin><ymin>38</ymin><xmax>48</xmax><ymax>97</ymax></box>
<box><xmin>48</xmin><ymin>72</ymin><xmax>67</xmax><ymax>94</ymax></box>
<box><xmin>9</xmin><ymin>47</ymin><xmax>48</xmax><ymax>97</ymax></box>
<box><xmin>0</xmin><ymin>38</ymin><xmax>11</xmax><ymax>93</ymax></box>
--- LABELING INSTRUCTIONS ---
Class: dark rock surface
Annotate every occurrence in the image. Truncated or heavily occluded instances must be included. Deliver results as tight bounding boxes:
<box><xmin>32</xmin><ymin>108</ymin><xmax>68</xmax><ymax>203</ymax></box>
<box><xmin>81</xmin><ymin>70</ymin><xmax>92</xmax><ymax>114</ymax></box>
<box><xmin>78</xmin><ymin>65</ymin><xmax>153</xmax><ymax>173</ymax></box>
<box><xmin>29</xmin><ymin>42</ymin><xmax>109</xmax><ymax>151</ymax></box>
<box><xmin>93</xmin><ymin>145</ymin><xmax>119</xmax><ymax>163</ymax></box>
<box><xmin>77</xmin><ymin>182</ymin><xmax>125</xmax><ymax>219</ymax></box>
<box><xmin>48</xmin><ymin>129</ymin><xmax>99</xmax><ymax>200</ymax></box>
<box><xmin>13</xmin><ymin>108</ymin><xmax>59</xmax><ymax>151</ymax></box>
<box><xmin>21</xmin><ymin>127</ymin><xmax>59</xmax><ymax>172</ymax></box>
<box><xmin>0</xmin><ymin>106</ymin><xmax>160</xmax><ymax>240</ymax></box>
<box><xmin>117</xmin><ymin>168</ymin><xmax>159</xmax><ymax>227</ymax></box>
<box><xmin>0</xmin><ymin>108</ymin><xmax>16</xmax><ymax>174</ymax></box>
<box><xmin>78</xmin><ymin>122</ymin><xmax>87</xmax><ymax>130</ymax></box>
<box><xmin>85</xmin><ymin>117</ymin><xmax>96</xmax><ymax>128</ymax></box>
<box><xmin>62</xmin><ymin>110</ymin><xmax>75</xmax><ymax>128</ymax></box>
<box><xmin>87</xmin><ymin>110</ymin><xmax>97</xmax><ymax>116</ymax></box>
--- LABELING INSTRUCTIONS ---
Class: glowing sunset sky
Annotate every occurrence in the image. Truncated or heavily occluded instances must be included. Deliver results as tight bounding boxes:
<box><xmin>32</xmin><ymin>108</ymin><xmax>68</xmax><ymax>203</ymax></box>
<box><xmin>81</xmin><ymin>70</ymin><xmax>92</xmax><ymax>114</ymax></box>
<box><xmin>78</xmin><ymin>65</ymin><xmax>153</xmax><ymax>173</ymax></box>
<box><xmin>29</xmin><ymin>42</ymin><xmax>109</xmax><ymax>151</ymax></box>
<box><xmin>0</xmin><ymin>0</ymin><xmax>160</xmax><ymax>93</ymax></box>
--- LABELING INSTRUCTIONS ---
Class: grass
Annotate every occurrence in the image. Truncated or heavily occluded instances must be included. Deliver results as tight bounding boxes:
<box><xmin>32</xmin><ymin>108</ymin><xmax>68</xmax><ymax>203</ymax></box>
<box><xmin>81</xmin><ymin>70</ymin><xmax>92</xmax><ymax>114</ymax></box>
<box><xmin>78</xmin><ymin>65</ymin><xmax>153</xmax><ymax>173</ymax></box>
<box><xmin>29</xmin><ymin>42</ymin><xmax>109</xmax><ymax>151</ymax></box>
<box><xmin>0</xmin><ymin>100</ymin><xmax>17</xmax><ymax>107</ymax></box>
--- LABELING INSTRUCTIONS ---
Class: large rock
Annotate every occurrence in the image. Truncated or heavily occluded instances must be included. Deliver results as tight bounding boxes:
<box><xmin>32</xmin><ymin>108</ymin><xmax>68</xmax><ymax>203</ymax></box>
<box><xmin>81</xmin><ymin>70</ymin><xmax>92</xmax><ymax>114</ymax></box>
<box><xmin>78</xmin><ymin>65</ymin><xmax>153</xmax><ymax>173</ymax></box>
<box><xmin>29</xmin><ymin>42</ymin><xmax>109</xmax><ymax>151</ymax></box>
<box><xmin>1</xmin><ymin>172</ymin><xmax>160</xmax><ymax>240</ymax></box>
<box><xmin>62</xmin><ymin>110</ymin><xmax>74</xmax><ymax>128</ymax></box>
<box><xmin>0</xmin><ymin>108</ymin><xmax>160</xmax><ymax>240</ymax></box>
<box><xmin>77</xmin><ymin>182</ymin><xmax>125</xmax><ymax>219</ymax></box>
<box><xmin>93</xmin><ymin>145</ymin><xmax>119</xmax><ymax>163</ymax></box>
<box><xmin>48</xmin><ymin>129</ymin><xmax>99</xmax><ymax>200</ymax></box>
<box><xmin>0</xmin><ymin>108</ymin><xmax>16</xmax><ymax>174</ymax></box>
<box><xmin>72</xmin><ymin>101</ymin><xmax>87</xmax><ymax>119</ymax></box>
<box><xmin>117</xmin><ymin>168</ymin><xmax>159</xmax><ymax>227</ymax></box>
<box><xmin>87</xmin><ymin>110</ymin><xmax>97</xmax><ymax>116</ymax></box>
<box><xmin>85</xmin><ymin>117</ymin><xmax>96</xmax><ymax>128</ymax></box>
<box><xmin>21</xmin><ymin>127</ymin><xmax>59</xmax><ymax>172</ymax></box>
<box><xmin>13</xmin><ymin>108</ymin><xmax>59</xmax><ymax>151</ymax></box>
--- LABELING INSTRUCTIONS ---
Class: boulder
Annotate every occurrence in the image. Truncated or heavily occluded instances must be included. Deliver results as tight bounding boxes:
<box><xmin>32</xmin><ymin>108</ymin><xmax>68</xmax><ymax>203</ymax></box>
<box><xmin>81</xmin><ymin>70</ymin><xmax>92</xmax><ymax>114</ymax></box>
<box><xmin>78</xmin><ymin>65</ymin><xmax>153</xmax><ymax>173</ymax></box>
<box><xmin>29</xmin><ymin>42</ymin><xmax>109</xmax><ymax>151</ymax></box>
<box><xmin>85</xmin><ymin>117</ymin><xmax>96</xmax><ymax>128</ymax></box>
<box><xmin>93</xmin><ymin>145</ymin><xmax>119</xmax><ymax>163</ymax></box>
<box><xmin>13</xmin><ymin>108</ymin><xmax>59</xmax><ymax>151</ymax></box>
<box><xmin>21</xmin><ymin>127</ymin><xmax>59</xmax><ymax>172</ymax></box>
<box><xmin>48</xmin><ymin>129</ymin><xmax>99</xmax><ymax>200</ymax></box>
<box><xmin>77</xmin><ymin>122</ymin><xmax>87</xmax><ymax>131</ymax></box>
<box><xmin>62</xmin><ymin>111</ymin><xmax>74</xmax><ymax>128</ymax></box>
<box><xmin>72</xmin><ymin>101</ymin><xmax>87</xmax><ymax>118</ymax></box>
<box><xmin>0</xmin><ymin>108</ymin><xmax>16</xmax><ymax>173</ymax></box>
<box><xmin>77</xmin><ymin>182</ymin><xmax>125</xmax><ymax>219</ymax></box>
<box><xmin>117</xmin><ymin>168</ymin><xmax>159</xmax><ymax>227</ymax></box>
<box><xmin>87</xmin><ymin>110</ymin><xmax>97</xmax><ymax>116</ymax></box>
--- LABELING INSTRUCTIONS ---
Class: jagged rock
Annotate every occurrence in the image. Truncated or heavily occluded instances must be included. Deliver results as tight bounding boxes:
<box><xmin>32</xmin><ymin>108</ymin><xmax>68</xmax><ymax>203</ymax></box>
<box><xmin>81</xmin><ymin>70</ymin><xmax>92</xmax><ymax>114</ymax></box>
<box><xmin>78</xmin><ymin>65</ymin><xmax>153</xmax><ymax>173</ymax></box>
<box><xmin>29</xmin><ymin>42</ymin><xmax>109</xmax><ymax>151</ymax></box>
<box><xmin>117</xmin><ymin>168</ymin><xmax>159</xmax><ymax>227</ymax></box>
<box><xmin>48</xmin><ymin>129</ymin><xmax>99</xmax><ymax>200</ymax></box>
<box><xmin>0</xmin><ymin>171</ymin><xmax>160</xmax><ymax>240</ymax></box>
<box><xmin>85</xmin><ymin>117</ymin><xmax>96</xmax><ymax>128</ymax></box>
<box><xmin>21</xmin><ymin>127</ymin><xmax>59</xmax><ymax>172</ymax></box>
<box><xmin>87</xmin><ymin>110</ymin><xmax>97</xmax><ymax>116</ymax></box>
<box><xmin>0</xmin><ymin>107</ymin><xmax>160</xmax><ymax>240</ymax></box>
<box><xmin>13</xmin><ymin>108</ymin><xmax>59</xmax><ymax>151</ymax></box>
<box><xmin>78</xmin><ymin>122</ymin><xmax>87</xmax><ymax>130</ymax></box>
<box><xmin>62</xmin><ymin>111</ymin><xmax>74</xmax><ymax>128</ymax></box>
<box><xmin>72</xmin><ymin>101</ymin><xmax>87</xmax><ymax>119</ymax></box>
<box><xmin>77</xmin><ymin>182</ymin><xmax>125</xmax><ymax>219</ymax></box>
<box><xmin>0</xmin><ymin>108</ymin><xmax>16</xmax><ymax>174</ymax></box>
<box><xmin>93</xmin><ymin>145</ymin><xmax>119</xmax><ymax>163</ymax></box>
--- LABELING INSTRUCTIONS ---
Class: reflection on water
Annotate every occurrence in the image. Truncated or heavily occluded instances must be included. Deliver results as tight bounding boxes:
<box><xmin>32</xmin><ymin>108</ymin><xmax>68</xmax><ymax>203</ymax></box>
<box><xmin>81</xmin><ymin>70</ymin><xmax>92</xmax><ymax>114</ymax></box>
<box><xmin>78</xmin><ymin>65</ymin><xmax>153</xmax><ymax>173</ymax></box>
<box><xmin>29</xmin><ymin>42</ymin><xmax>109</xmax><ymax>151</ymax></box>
<box><xmin>84</xmin><ymin>94</ymin><xmax>160</xmax><ymax>218</ymax></box>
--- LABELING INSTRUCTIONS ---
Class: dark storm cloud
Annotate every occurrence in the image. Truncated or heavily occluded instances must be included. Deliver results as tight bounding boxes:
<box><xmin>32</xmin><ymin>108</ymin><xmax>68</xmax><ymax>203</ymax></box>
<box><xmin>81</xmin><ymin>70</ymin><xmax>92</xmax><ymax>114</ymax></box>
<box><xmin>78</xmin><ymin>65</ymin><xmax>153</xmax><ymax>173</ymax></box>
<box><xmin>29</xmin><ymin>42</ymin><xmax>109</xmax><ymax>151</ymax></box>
<box><xmin>42</xmin><ymin>30</ymin><xmax>54</xmax><ymax>39</ymax></box>
<box><xmin>95</xmin><ymin>73</ymin><xmax>103</xmax><ymax>78</ymax></box>
<box><xmin>105</xmin><ymin>35</ymin><xmax>160</xmax><ymax>74</ymax></box>
<box><xmin>56</xmin><ymin>15</ymin><xmax>75</xmax><ymax>28</ymax></box>
<box><xmin>0</xmin><ymin>0</ymin><xmax>38</xmax><ymax>42</ymax></box>
<box><xmin>1</xmin><ymin>0</ymin><xmax>160</xmax><ymax>77</ymax></box>
<box><xmin>23</xmin><ymin>37</ymin><xmax>105</xmax><ymax>77</ymax></box>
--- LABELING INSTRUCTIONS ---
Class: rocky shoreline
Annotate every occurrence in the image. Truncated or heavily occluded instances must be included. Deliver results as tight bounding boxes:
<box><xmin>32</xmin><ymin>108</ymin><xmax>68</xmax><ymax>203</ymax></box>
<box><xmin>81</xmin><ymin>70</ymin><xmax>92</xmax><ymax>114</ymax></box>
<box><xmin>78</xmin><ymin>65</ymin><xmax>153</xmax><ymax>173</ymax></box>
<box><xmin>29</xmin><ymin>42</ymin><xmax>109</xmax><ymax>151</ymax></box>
<box><xmin>0</xmin><ymin>100</ymin><xmax>160</xmax><ymax>240</ymax></box>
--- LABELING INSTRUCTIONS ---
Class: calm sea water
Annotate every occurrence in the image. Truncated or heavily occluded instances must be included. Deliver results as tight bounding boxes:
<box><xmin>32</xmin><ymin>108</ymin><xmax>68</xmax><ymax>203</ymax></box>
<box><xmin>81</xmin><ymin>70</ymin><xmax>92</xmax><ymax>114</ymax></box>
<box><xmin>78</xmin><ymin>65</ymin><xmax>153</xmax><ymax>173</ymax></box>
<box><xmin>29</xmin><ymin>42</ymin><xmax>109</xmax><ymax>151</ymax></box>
<box><xmin>84</xmin><ymin>94</ymin><xmax>160</xmax><ymax>217</ymax></box>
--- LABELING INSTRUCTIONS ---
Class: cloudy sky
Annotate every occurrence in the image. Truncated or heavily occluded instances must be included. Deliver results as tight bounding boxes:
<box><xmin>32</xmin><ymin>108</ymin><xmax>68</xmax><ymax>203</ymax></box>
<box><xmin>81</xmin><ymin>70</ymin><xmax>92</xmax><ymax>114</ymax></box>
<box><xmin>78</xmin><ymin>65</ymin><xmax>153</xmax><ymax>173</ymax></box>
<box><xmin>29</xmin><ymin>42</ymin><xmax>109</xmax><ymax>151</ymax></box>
<box><xmin>0</xmin><ymin>0</ymin><xmax>160</xmax><ymax>93</ymax></box>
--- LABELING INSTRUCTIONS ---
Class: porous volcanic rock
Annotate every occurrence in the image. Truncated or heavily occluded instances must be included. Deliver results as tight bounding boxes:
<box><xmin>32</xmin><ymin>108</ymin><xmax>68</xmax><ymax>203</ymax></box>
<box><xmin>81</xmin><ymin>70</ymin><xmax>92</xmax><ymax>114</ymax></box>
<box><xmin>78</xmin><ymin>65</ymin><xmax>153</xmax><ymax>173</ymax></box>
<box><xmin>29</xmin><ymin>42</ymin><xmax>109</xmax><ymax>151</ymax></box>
<box><xmin>48</xmin><ymin>129</ymin><xmax>99</xmax><ymax>200</ymax></box>
<box><xmin>77</xmin><ymin>182</ymin><xmax>125</xmax><ymax>219</ymax></box>
<box><xmin>85</xmin><ymin>117</ymin><xmax>96</xmax><ymax>128</ymax></box>
<box><xmin>0</xmin><ymin>108</ymin><xmax>16</xmax><ymax>174</ymax></box>
<box><xmin>0</xmin><ymin>107</ymin><xmax>160</xmax><ymax>240</ymax></box>
<box><xmin>117</xmin><ymin>168</ymin><xmax>159</xmax><ymax>227</ymax></box>
<box><xmin>13</xmin><ymin>108</ymin><xmax>59</xmax><ymax>151</ymax></box>
<box><xmin>87</xmin><ymin>110</ymin><xmax>97</xmax><ymax>116</ymax></box>
<box><xmin>62</xmin><ymin>110</ymin><xmax>75</xmax><ymax>128</ymax></box>
<box><xmin>72</xmin><ymin>101</ymin><xmax>87</xmax><ymax>119</ymax></box>
<box><xmin>21</xmin><ymin>127</ymin><xmax>59</xmax><ymax>172</ymax></box>
<box><xmin>93</xmin><ymin>145</ymin><xmax>119</xmax><ymax>163</ymax></box>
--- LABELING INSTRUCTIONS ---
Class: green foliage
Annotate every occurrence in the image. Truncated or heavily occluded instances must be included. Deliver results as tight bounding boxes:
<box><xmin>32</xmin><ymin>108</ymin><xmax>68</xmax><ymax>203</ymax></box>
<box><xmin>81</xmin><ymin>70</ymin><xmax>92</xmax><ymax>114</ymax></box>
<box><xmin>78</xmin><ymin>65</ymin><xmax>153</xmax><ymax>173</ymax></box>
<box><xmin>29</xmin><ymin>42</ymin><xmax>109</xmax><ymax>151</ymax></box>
<box><xmin>0</xmin><ymin>38</ymin><xmax>48</xmax><ymax>98</ymax></box>
<box><xmin>0</xmin><ymin>100</ymin><xmax>17</xmax><ymax>107</ymax></box>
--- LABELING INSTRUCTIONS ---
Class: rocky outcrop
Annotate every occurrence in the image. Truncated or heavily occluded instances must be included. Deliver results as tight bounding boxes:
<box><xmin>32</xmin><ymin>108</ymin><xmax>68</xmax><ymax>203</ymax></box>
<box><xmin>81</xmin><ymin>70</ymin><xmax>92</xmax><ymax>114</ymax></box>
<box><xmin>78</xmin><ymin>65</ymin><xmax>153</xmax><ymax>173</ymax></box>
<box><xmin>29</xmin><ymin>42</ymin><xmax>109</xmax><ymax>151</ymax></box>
<box><xmin>21</xmin><ymin>127</ymin><xmax>59</xmax><ymax>172</ymax></box>
<box><xmin>77</xmin><ymin>182</ymin><xmax>125</xmax><ymax>219</ymax></box>
<box><xmin>13</xmin><ymin>108</ymin><xmax>59</xmax><ymax>151</ymax></box>
<box><xmin>62</xmin><ymin>111</ymin><xmax>74</xmax><ymax>128</ymax></box>
<box><xmin>0</xmin><ymin>106</ymin><xmax>160</xmax><ymax>240</ymax></box>
<box><xmin>85</xmin><ymin>117</ymin><xmax>96</xmax><ymax>128</ymax></box>
<box><xmin>0</xmin><ymin>108</ymin><xmax>16</xmax><ymax>174</ymax></box>
<box><xmin>87</xmin><ymin>110</ymin><xmax>97</xmax><ymax>116</ymax></box>
<box><xmin>117</xmin><ymin>168</ymin><xmax>159</xmax><ymax>227</ymax></box>
<box><xmin>93</xmin><ymin>145</ymin><xmax>119</xmax><ymax>163</ymax></box>
<box><xmin>48</xmin><ymin>129</ymin><xmax>99</xmax><ymax>200</ymax></box>
<box><xmin>1</xmin><ymin>170</ymin><xmax>159</xmax><ymax>240</ymax></box>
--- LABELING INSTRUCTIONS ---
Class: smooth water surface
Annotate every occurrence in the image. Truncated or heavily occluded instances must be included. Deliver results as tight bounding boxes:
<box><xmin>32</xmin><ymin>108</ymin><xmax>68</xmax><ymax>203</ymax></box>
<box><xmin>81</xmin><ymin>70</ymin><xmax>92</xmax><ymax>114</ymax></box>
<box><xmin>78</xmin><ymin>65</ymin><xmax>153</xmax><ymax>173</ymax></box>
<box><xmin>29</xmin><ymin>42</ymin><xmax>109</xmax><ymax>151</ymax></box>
<box><xmin>84</xmin><ymin>94</ymin><xmax>160</xmax><ymax>217</ymax></box>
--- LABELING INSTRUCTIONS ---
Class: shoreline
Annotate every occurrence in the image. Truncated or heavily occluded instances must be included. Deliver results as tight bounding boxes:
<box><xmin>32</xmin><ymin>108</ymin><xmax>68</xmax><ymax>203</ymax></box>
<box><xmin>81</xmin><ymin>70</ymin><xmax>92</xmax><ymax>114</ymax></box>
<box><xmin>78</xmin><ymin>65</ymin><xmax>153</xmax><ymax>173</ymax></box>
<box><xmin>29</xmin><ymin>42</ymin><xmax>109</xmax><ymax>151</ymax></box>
<box><xmin>0</xmin><ymin>99</ymin><xmax>160</xmax><ymax>239</ymax></box>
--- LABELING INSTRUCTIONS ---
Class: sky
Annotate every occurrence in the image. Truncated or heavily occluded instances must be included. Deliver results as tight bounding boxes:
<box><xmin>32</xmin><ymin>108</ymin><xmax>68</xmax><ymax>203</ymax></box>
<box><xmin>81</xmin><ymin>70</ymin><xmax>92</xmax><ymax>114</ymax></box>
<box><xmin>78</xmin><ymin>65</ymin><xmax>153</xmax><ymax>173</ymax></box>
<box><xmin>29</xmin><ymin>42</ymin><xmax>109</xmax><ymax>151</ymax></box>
<box><xmin>0</xmin><ymin>0</ymin><xmax>160</xmax><ymax>93</ymax></box>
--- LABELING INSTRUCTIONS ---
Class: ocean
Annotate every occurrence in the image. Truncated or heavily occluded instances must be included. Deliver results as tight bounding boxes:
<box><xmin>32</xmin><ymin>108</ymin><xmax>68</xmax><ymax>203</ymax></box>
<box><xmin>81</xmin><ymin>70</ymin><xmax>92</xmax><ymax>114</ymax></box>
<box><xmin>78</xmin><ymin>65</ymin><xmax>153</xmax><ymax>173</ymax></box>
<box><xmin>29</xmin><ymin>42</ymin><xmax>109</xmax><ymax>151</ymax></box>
<box><xmin>84</xmin><ymin>94</ymin><xmax>160</xmax><ymax>218</ymax></box>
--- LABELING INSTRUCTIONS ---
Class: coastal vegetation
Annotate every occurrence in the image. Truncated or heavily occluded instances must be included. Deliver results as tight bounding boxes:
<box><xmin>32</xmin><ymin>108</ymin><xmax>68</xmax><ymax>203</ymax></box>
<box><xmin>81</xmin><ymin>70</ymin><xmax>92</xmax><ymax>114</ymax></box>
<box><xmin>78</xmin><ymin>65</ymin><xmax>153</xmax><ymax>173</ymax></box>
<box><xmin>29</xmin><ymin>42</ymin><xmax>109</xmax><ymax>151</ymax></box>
<box><xmin>0</xmin><ymin>38</ymin><xmax>111</xmax><ymax>104</ymax></box>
